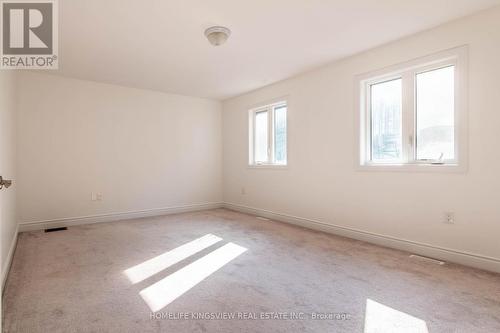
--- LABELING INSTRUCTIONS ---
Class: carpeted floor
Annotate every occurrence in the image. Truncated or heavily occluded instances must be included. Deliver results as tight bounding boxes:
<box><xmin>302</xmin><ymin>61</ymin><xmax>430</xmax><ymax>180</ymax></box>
<box><xmin>3</xmin><ymin>209</ymin><xmax>500</xmax><ymax>332</ymax></box>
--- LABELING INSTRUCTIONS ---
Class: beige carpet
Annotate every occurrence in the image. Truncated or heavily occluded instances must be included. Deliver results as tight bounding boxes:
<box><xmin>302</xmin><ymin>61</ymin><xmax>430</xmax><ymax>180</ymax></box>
<box><xmin>3</xmin><ymin>209</ymin><xmax>500</xmax><ymax>332</ymax></box>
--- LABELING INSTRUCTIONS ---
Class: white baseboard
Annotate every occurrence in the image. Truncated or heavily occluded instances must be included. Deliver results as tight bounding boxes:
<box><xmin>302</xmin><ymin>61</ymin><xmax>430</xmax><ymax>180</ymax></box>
<box><xmin>14</xmin><ymin>201</ymin><xmax>500</xmax><ymax>274</ymax></box>
<box><xmin>223</xmin><ymin>202</ymin><xmax>500</xmax><ymax>274</ymax></box>
<box><xmin>2</xmin><ymin>224</ymin><xmax>19</xmax><ymax>293</ymax></box>
<box><xmin>18</xmin><ymin>202</ymin><xmax>223</xmax><ymax>232</ymax></box>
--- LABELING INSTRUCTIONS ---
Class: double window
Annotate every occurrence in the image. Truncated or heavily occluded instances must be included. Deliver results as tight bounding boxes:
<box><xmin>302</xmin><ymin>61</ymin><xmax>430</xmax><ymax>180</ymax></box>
<box><xmin>249</xmin><ymin>101</ymin><xmax>287</xmax><ymax>166</ymax></box>
<box><xmin>357</xmin><ymin>46</ymin><xmax>467</xmax><ymax>170</ymax></box>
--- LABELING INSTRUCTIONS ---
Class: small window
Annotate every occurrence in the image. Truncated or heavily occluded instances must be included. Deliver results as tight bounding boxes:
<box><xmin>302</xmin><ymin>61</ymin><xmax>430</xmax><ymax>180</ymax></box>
<box><xmin>415</xmin><ymin>66</ymin><xmax>455</xmax><ymax>161</ymax></box>
<box><xmin>249</xmin><ymin>101</ymin><xmax>287</xmax><ymax>166</ymax></box>
<box><xmin>370</xmin><ymin>78</ymin><xmax>403</xmax><ymax>162</ymax></box>
<box><xmin>357</xmin><ymin>46</ymin><xmax>467</xmax><ymax>171</ymax></box>
<box><xmin>254</xmin><ymin>110</ymin><xmax>269</xmax><ymax>163</ymax></box>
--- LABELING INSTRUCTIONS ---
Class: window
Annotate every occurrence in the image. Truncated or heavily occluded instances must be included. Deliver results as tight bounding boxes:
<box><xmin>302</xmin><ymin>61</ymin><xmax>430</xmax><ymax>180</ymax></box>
<box><xmin>416</xmin><ymin>66</ymin><xmax>455</xmax><ymax>161</ymax></box>
<box><xmin>249</xmin><ymin>101</ymin><xmax>287</xmax><ymax>166</ymax></box>
<box><xmin>370</xmin><ymin>78</ymin><xmax>403</xmax><ymax>162</ymax></box>
<box><xmin>357</xmin><ymin>46</ymin><xmax>467</xmax><ymax>170</ymax></box>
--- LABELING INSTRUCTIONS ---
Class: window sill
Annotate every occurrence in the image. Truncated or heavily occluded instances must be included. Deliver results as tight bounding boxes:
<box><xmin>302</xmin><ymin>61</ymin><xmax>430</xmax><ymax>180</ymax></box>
<box><xmin>248</xmin><ymin>164</ymin><xmax>288</xmax><ymax>170</ymax></box>
<box><xmin>357</xmin><ymin>163</ymin><xmax>466</xmax><ymax>173</ymax></box>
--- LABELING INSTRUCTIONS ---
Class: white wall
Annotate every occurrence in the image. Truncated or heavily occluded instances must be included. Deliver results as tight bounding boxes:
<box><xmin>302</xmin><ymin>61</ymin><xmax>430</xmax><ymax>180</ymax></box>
<box><xmin>0</xmin><ymin>71</ymin><xmax>17</xmax><ymax>286</ymax></box>
<box><xmin>222</xmin><ymin>7</ymin><xmax>500</xmax><ymax>264</ymax></box>
<box><xmin>17</xmin><ymin>72</ymin><xmax>222</xmax><ymax>224</ymax></box>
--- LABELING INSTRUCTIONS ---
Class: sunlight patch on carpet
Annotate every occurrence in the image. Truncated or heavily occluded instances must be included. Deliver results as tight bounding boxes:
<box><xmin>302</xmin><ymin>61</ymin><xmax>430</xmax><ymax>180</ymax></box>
<box><xmin>124</xmin><ymin>234</ymin><xmax>222</xmax><ymax>284</ymax></box>
<box><xmin>364</xmin><ymin>298</ymin><xmax>428</xmax><ymax>333</ymax></box>
<box><xmin>140</xmin><ymin>242</ymin><xmax>247</xmax><ymax>312</ymax></box>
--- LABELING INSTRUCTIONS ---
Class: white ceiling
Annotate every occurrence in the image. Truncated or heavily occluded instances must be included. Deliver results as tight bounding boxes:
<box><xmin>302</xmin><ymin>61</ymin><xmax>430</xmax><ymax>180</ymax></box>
<box><xmin>56</xmin><ymin>0</ymin><xmax>500</xmax><ymax>100</ymax></box>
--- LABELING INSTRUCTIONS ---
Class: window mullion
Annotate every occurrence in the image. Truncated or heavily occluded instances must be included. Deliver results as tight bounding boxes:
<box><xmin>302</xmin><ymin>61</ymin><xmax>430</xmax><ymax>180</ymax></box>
<box><xmin>251</xmin><ymin>111</ymin><xmax>256</xmax><ymax>165</ymax></box>
<box><xmin>453</xmin><ymin>59</ymin><xmax>460</xmax><ymax>165</ymax></box>
<box><xmin>402</xmin><ymin>71</ymin><xmax>415</xmax><ymax>164</ymax></box>
<box><xmin>366</xmin><ymin>83</ymin><xmax>372</xmax><ymax>162</ymax></box>
<box><xmin>268</xmin><ymin>107</ymin><xmax>273</xmax><ymax>164</ymax></box>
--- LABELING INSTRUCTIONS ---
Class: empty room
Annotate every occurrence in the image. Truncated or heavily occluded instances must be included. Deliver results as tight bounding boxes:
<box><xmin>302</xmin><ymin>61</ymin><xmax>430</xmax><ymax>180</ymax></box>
<box><xmin>1</xmin><ymin>1</ymin><xmax>500</xmax><ymax>332</ymax></box>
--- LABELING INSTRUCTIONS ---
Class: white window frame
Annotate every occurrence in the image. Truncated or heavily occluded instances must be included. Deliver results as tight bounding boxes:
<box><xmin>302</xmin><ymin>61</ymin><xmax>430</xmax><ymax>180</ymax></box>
<box><xmin>355</xmin><ymin>46</ymin><xmax>468</xmax><ymax>172</ymax></box>
<box><xmin>248</xmin><ymin>100</ymin><xmax>288</xmax><ymax>167</ymax></box>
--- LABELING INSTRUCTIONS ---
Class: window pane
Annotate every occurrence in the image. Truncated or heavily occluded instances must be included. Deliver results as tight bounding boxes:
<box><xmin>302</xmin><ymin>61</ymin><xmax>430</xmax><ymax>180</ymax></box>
<box><xmin>274</xmin><ymin>105</ymin><xmax>287</xmax><ymax>165</ymax></box>
<box><xmin>371</xmin><ymin>78</ymin><xmax>402</xmax><ymax>161</ymax></box>
<box><xmin>254</xmin><ymin>111</ymin><xmax>268</xmax><ymax>163</ymax></box>
<box><xmin>416</xmin><ymin>66</ymin><xmax>455</xmax><ymax>161</ymax></box>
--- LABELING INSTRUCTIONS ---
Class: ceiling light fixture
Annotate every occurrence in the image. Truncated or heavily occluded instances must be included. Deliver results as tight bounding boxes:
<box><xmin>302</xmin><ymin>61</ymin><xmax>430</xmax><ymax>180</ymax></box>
<box><xmin>204</xmin><ymin>26</ymin><xmax>231</xmax><ymax>46</ymax></box>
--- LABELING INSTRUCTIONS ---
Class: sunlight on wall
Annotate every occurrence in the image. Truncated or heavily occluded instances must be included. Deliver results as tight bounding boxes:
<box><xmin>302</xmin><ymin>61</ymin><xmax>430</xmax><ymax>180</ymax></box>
<box><xmin>364</xmin><ymin>299</ymin><xmax>428</xmax><ymax>333</ymax></box>
<box><xmin>124</xmin><ymin>234</ymin><xmax>222</xmax><ymax>284</ymax></box>
<box><xmin>140</xmin><ymin>242</ymin><xmax>247</xmax><ymax>312</ymax></box>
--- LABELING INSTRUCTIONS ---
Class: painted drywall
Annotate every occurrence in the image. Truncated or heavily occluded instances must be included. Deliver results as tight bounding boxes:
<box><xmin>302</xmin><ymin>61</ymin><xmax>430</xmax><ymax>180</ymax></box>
<box><xmin>16</xmin><ymin>72</ymin><xmax>222</xmax><ymax>224</ymax></box>
<box><xmin>56</xmin><ymin>0</ymin><xmax>499</xmax><ymax>99</ymax></box>
<box><xmin>222</xmin><ymin>7</ymin><xmax>500</xmax><ymax>262</ymax></box>
<box><xmin>0</xmin><ymin>71</ymin><xmax>17</xmax><ymax>286</ymax></box>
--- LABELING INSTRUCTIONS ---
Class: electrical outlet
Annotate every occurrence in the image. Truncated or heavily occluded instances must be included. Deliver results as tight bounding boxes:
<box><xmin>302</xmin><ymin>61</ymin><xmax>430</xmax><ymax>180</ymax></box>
<box><xmin>91</xmin><ymin>193</ymin><xmax>103</xmax><ymax>201</ymax></box>
<box><xmin>444</xmin><ymin>212</ymin><xmax>455</xmax><ymax>224</ymax></box>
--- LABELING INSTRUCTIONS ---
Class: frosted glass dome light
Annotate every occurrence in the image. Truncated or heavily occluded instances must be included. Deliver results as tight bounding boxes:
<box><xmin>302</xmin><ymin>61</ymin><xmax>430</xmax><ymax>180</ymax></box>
<box><xmin>205</xmin><ymin>26</ymin><xmax>231</xmax><ymax>46</ymax></box>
